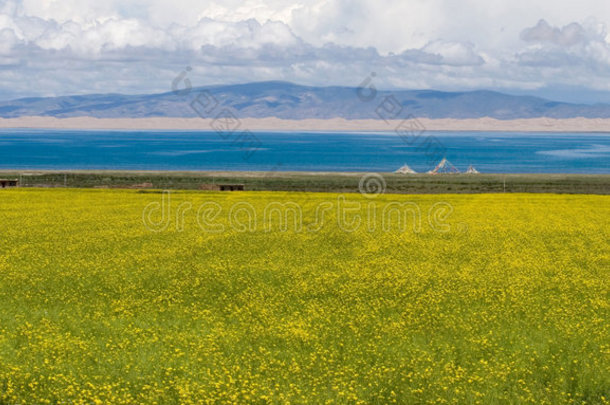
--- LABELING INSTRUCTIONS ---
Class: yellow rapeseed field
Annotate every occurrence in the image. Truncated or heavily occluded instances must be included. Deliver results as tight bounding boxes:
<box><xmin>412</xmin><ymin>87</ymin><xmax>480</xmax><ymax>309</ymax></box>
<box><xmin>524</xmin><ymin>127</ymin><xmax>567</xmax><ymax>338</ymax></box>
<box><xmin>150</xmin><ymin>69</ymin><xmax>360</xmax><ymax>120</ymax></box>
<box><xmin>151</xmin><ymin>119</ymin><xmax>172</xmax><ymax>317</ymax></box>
<box><xmin>0</xmin><ymin>189</ymin><xmax>608</xmax><ymax>404</ymax></box>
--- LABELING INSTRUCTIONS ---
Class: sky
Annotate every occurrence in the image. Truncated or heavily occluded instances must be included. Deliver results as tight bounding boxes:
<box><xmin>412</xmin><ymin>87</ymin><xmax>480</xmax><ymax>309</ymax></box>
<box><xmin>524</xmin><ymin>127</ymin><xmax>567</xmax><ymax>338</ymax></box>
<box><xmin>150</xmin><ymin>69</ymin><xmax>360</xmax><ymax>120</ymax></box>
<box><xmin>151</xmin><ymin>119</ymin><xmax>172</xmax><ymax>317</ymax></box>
<box><xmin>1</xmin><ymin>0</ymin><xmax>610</xmax><ymax>103</ymax></box>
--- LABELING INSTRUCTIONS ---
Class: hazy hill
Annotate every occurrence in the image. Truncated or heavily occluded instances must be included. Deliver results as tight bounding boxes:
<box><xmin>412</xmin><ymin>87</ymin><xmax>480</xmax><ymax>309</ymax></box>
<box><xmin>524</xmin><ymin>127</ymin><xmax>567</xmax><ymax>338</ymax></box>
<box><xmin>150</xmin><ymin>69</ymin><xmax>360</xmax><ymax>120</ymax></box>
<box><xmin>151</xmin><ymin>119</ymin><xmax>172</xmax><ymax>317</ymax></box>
<box><xmin>2</xmin><ymin>81</ymin><xmax>610</xmax><ymax>119</ymax></box>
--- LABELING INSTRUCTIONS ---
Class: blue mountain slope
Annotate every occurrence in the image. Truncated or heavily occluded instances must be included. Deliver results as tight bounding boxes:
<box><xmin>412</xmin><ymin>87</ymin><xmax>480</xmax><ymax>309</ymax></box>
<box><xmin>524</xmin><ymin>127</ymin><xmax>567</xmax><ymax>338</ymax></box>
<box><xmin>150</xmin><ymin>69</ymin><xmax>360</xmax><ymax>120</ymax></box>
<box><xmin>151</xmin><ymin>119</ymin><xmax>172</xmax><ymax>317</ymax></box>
<box><xmin>1</xmin><ymin>81</ymin><xmax>609</xmax><ymax>119</ymax></box>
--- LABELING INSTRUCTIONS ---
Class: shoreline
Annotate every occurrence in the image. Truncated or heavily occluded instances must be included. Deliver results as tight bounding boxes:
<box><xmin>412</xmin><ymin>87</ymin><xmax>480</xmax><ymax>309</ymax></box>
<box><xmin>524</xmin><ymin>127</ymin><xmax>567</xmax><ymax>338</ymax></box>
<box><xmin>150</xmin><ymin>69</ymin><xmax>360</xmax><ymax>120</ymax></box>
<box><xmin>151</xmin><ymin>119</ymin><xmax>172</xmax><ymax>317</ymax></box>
<box><xmin>0</xmin><ymin>171</ymin><xmax>607</xmax><ymax>194</ymax></box>
<box><xmin>1</xmin><ymin>170</ymin><xmax>608</xmax><ymax>175</ymax></box>
<box><xmin>1</xmin><ymin>116</ymin><xmax>610</xmax><ymax>132</ymax></box>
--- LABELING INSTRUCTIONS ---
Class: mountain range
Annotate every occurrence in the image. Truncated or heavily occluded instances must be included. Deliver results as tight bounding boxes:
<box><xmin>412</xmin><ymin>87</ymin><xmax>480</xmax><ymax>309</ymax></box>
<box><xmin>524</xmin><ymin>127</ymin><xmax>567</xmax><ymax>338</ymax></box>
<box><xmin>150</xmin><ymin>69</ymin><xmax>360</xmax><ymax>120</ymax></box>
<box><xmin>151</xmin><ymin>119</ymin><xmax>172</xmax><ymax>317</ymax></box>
<box><xmin>2</xmin><ymin>81</ymin><xmax>610</xmax><ymax>120</ymax></box>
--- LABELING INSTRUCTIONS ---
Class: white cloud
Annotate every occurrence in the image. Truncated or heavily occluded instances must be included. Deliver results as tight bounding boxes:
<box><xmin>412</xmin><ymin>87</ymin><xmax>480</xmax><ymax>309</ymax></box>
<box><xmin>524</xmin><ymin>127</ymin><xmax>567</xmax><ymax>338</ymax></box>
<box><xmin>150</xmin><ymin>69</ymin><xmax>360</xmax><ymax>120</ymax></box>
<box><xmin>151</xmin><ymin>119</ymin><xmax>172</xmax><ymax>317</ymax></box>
<box><xmin>175</xmin><ymin>18</ymin><xmax>301</xmax><ymax>51</ymax></box>
<box><xmin>401</xmin><ymin>40</ymin><xmax>484</xmax><ymax>66</ymax></box>
<box><xmin>517</xmin><ymin>19</ymin><xmax>610</xmax><ymax>76</ymax></box>
<box><xmin>520</xmin><ymin>19</ymin><xmax>603</xmax><ymax>47</ymax></box>
<box><xmin>0</xmin><ymin>0</ymin><xmax>610</xmax><ymax>102</ymax></box>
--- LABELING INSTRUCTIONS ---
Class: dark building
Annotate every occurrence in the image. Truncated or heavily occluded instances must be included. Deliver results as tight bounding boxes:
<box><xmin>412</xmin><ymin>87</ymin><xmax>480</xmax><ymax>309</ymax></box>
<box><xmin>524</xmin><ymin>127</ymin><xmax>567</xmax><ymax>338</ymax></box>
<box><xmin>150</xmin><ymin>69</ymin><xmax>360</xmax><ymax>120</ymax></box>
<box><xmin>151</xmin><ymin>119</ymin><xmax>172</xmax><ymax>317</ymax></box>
<box><xmin>219</xmin><ymin>184</ymin><xmax>245</xmax><ymax>191</ymax></box>
<box><xmin>0</xmin><ymin>179</ymin><xmax>18</xmax><ymax>188</ymax></box>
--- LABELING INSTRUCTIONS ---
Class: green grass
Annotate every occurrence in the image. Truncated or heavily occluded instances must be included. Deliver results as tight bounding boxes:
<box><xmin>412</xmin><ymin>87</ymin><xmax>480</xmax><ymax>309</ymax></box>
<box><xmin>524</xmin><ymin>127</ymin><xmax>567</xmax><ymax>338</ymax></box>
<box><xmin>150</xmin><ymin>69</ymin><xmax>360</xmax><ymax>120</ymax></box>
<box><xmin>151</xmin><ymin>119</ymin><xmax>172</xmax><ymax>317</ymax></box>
<box><xmin>1</xmin><ymin>170</ymin><xmax>609</xmax><ymax>194</ymax></box>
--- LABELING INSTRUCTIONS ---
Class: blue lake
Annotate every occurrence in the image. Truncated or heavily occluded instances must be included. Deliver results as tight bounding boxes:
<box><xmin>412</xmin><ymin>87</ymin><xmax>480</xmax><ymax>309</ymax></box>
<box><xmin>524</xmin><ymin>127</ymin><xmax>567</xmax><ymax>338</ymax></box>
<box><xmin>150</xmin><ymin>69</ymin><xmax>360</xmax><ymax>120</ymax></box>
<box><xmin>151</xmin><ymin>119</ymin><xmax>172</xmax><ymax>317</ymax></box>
<box><xmin>0</xmin><ymin>129</ymin><xmax>608</xmax><ymax>173</ymax></box>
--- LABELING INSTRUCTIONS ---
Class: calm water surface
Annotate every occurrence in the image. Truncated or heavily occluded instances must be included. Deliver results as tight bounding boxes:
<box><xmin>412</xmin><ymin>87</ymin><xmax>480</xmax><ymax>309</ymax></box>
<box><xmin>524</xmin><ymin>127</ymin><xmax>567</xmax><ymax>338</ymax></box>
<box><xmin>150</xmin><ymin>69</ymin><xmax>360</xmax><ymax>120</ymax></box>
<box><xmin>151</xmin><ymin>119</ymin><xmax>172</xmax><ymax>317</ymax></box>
<box><xmin>0</xmin><ymin>129</ymin><xmax>608</xmax><ymax>173</ymax></box>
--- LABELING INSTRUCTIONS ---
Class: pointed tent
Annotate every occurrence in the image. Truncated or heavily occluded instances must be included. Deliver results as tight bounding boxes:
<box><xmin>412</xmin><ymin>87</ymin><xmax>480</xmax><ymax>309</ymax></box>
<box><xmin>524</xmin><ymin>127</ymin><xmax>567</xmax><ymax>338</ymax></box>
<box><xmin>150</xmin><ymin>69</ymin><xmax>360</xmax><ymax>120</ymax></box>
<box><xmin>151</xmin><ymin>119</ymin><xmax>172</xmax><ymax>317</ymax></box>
<box><xmin>427</xmin><ymin>158</ymin><xmax>460</xmax><ymax>174</ymax></box>
<box><xmin>465</xmin><ymin>165</ymin><xmax>480</xmax><ymax>174</ymax></box>
<box><xmin>394</xmin><ymin>164</ymin><xmax>417</xmax><ymax>174</ymax></box>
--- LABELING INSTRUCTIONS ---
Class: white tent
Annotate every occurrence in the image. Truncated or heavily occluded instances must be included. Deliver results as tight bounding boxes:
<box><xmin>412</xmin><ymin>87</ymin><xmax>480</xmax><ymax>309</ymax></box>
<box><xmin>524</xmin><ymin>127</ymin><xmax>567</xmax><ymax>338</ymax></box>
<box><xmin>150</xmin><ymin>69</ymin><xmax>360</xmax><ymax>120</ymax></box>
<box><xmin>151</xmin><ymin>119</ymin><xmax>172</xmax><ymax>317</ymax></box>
<box><xmin>465</xmin><ymin>165</ymin><xmax>480</xmax><ymax>174</ymax></box>
<box><xmin>394</xmin><ymin>164</ymin><xmax>417</xmax><ymax>174</ymax></box>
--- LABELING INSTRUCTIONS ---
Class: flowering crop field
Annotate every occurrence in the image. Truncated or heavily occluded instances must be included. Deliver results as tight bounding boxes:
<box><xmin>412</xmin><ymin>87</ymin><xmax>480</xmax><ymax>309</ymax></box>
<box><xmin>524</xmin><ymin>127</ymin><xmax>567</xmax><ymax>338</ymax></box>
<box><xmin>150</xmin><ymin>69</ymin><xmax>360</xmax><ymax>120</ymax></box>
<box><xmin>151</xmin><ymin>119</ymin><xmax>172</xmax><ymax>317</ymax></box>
<box><xmin>0</xmin><ymin>189</ymin><xmax>608</xmax><ymax>404</ymax></box>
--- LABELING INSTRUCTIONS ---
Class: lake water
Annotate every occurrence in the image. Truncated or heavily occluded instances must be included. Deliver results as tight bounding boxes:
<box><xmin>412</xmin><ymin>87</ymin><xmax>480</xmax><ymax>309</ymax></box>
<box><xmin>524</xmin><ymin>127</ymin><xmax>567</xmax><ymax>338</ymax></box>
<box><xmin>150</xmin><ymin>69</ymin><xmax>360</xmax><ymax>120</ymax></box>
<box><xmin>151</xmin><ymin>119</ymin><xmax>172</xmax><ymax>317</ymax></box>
<box><xmin>0</xmin><ymin>129</ymin><xmax>608</xmax><ymax>173</ymax></box>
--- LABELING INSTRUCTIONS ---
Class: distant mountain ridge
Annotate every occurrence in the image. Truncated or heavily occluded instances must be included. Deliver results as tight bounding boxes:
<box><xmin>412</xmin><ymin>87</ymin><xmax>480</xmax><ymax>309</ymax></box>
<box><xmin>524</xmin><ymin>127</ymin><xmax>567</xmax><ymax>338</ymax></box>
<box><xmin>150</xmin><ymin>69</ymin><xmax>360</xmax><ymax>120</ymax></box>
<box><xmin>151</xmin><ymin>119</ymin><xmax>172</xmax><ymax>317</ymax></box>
<box><xmin>2</xmin><ymin>81</ymin><xmax>610</xmax><ymax>120</ymax></box>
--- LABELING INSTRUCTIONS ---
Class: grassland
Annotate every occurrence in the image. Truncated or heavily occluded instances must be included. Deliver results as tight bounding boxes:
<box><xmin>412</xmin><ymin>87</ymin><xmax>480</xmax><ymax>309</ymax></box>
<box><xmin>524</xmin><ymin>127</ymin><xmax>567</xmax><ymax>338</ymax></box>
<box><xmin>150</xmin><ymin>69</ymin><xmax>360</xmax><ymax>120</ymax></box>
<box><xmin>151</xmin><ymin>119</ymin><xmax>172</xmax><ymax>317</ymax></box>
<box><xmin>0</xmin><ymin>189</ymin><xmax>608</xmax><ymax>404</ymax></box>
<box><xmin>1</xmin><ymin>170</ymin><xmax>609</xmax><ymax>194</ymax></box>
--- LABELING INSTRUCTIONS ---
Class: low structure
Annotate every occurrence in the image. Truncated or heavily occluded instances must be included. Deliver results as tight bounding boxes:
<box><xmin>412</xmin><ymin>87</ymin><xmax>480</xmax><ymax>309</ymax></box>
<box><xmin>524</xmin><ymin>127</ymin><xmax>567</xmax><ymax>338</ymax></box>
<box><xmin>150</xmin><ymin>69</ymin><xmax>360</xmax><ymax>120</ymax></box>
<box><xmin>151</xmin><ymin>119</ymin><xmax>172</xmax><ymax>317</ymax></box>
<box><xmin>394</xmin><ymin>164</ymin><xmax>417</xmax><ymax>174</ymax></box>
<box><xmin>0</xmin><ymin>179</ymin><xmax>18</xmax><ymax>188</ymax></box>
<box><xmin>199</xmin><ymin>183</ymin><xmax>245</xmax><ymax>191</ymax></box>
<box><xmin>219</xmin><ymin>184</ymin><xmax>245</xmax><ymax>191</ymax></box>
<box><xmin>465</xmin><ymin>165</ymin><xmax>480</xmax><ymax>174</ymax></box>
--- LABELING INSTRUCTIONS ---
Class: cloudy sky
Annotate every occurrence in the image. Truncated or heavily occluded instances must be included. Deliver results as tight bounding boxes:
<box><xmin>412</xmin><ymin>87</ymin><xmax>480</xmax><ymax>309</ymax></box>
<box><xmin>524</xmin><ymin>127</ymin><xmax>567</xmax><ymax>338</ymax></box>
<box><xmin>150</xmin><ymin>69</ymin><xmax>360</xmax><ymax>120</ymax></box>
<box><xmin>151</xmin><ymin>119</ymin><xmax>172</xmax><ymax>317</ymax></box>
<box><xmin>1</xmin><ymin>0</ymin><xmax>610</xmax><ymax>102</ymax></box>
